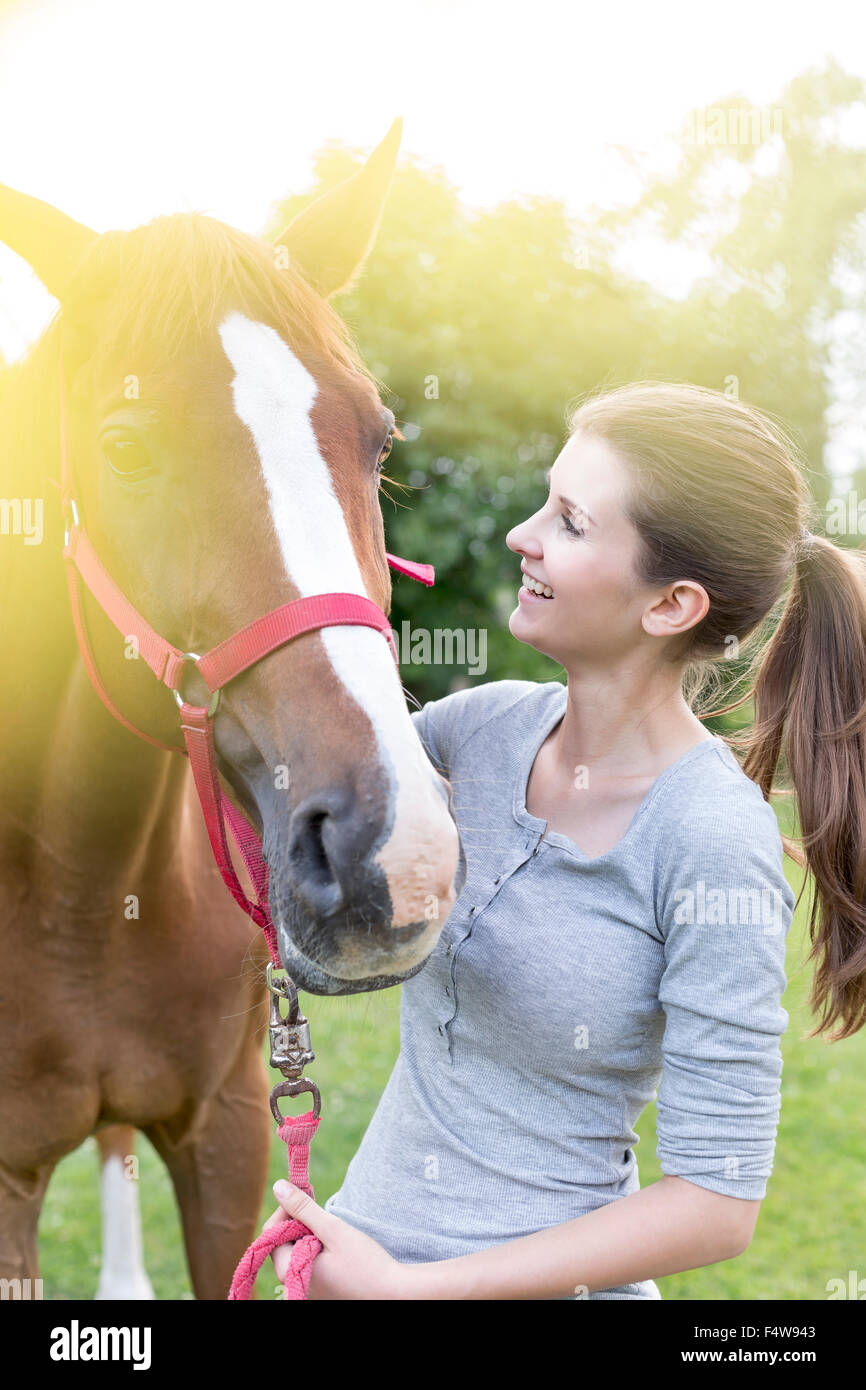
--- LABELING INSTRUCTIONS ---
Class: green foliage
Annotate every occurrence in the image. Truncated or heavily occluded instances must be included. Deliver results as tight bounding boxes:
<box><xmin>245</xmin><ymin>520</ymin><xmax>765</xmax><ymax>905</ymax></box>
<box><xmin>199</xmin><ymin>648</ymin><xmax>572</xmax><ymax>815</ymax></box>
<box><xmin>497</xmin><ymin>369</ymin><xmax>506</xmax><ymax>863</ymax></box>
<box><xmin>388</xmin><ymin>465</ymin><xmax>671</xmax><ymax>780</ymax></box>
<box><xmin>269</xmin><ymin>62</ymin><xmax>866</xmax><ymax>732</ymax></box>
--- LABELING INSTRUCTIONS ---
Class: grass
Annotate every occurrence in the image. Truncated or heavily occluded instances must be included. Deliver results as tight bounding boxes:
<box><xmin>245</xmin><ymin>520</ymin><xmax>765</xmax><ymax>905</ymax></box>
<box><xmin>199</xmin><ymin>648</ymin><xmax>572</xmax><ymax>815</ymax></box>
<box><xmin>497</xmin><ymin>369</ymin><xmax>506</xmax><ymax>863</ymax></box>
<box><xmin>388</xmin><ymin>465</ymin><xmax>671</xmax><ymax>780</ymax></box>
<box><xmin>36</xmin><ymin>835</ymin><xmax>865</xmax><ymax>1301</ymax></box>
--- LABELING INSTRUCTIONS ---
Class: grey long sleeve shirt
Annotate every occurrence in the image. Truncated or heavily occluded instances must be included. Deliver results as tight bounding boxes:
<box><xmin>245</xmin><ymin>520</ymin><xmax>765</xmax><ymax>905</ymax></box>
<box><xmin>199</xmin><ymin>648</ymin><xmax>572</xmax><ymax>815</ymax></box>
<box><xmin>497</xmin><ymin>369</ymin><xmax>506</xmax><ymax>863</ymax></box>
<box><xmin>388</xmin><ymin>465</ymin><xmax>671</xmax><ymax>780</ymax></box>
<box><xmin>323</xmin><ymin>679</ymin><xmax>795</xmax><ymax>1299</ymax></box>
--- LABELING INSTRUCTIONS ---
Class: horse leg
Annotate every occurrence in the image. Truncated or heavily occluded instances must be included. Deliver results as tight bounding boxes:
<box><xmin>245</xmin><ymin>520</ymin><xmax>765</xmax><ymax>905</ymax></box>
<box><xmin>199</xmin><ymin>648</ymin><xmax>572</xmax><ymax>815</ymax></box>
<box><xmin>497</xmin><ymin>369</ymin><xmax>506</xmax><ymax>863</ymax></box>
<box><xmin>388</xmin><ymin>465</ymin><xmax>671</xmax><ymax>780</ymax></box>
<box><xmin>144</xmin><ymin>1042</ymin><xmax>272</xmax><ymax>1300</ymax></box>
<box><xmin>93</xmin><ymin>1125</ymin><xmax>155</xmax><ymax>1300</ymax></box>
<box><xmin>0</xmin><ymin>1158</ymin><xmax>53</xmax><ymax>1292</ymax></box>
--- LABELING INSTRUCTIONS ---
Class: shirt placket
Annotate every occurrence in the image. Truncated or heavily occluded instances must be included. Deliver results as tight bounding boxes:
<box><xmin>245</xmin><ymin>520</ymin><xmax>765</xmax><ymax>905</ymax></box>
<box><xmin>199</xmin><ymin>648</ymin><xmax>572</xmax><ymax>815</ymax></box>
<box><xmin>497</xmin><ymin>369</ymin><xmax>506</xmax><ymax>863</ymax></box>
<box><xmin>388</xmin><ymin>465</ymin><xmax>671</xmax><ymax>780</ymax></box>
<box><xmin>435</xmin><ymin>826</ymin><xmax>546</xmax><ymax>1062</ymax></box>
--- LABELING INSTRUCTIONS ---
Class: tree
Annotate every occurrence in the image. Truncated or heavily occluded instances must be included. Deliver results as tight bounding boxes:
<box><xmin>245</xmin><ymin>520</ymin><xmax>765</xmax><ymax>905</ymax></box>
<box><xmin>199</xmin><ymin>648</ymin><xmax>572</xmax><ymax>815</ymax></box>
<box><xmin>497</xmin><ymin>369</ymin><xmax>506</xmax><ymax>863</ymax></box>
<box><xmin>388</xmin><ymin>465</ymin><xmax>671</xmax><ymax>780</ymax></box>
<box><xmin>268</xmin><ymin>61</ymin><xmax>866</xmax><ymax>714</ymax></box>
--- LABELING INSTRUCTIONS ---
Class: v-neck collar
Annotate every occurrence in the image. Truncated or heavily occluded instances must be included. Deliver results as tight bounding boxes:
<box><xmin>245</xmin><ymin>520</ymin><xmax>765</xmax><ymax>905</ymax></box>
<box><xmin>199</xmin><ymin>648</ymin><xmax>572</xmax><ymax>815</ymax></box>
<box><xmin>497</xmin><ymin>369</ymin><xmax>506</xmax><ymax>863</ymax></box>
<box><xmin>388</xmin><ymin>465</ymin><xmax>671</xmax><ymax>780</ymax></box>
<box><xmin>512</xmin><ymin>682</ymin><xmax>721</xmax><ymax>863</ymax></box>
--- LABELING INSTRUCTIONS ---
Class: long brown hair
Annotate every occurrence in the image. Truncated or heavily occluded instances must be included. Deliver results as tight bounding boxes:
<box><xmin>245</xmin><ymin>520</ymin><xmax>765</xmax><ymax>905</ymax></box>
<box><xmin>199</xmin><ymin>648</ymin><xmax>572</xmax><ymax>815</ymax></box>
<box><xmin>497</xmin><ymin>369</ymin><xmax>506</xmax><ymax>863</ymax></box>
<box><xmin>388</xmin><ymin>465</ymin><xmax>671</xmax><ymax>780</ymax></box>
<box><xmin>568</xmin><ymin>379</ymin><xmax>866</xmax><ymax>1042</ymax></box>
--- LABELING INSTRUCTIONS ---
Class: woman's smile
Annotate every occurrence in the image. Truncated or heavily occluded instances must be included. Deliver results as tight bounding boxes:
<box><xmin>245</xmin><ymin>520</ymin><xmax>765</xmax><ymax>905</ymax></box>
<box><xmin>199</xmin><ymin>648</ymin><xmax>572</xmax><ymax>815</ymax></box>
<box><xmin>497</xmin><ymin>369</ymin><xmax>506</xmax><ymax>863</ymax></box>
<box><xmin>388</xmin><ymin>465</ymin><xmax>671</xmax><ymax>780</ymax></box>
<box><xmin>520</xmin><ymin>567</ymin><xmax>555</xmax><ymax>602</ymax></box>
<box><xmin>518</xmin><ymin>578</ymin><xmax>555</xmax><ymax>604</ymax></box>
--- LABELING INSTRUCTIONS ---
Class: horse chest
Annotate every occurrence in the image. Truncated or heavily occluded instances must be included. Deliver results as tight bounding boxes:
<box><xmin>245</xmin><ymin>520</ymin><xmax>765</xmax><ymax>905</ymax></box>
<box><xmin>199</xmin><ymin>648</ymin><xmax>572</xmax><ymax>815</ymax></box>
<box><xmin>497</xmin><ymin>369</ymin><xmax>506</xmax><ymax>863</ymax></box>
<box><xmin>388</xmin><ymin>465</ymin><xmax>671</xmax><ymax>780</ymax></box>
<box><xmin>0</xmin><ymin>889</ymin><xmax>266</xmax><ymax>1150</ymax></box>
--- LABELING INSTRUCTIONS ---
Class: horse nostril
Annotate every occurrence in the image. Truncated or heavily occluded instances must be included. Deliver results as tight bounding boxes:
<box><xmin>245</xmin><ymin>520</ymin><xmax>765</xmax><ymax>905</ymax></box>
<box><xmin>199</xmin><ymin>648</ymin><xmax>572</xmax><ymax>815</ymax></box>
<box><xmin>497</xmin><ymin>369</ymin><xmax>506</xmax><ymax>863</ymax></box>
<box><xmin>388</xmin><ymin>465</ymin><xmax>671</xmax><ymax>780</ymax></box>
<box><xmin>287</xmin><ymin>793</ymin><xmax>349</xmax><ymax>918</ymax></box>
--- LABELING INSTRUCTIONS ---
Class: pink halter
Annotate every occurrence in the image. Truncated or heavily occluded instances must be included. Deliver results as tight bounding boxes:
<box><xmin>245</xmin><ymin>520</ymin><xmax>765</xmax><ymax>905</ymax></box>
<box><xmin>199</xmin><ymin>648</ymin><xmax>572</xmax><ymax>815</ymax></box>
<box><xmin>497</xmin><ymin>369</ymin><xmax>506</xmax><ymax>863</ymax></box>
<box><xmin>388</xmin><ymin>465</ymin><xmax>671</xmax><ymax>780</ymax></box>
<box><xmin>57</xmin><ymin>344</ymin><xmax>434</xmax><ymax>967</ymax></box>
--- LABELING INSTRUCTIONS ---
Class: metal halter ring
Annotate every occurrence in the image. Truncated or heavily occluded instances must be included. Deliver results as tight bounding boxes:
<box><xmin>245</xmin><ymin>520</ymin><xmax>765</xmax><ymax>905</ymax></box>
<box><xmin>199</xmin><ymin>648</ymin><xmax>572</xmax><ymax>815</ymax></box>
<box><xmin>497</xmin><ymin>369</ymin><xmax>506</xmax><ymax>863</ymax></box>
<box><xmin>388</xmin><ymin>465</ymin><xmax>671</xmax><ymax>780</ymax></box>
<box><xmin>172</xmin><ymin>651</ymin><xmax>220</xmax><ymax>717</ymax></box>
<box><xmin>266</xmin><ymin>961</ymin><xmax>299</xmax><ymax>1019</ymax></box>
<box><xmin>62</xmin><ymin>497</ymin><xmax>79</xmax><ymax>548</ymax></box>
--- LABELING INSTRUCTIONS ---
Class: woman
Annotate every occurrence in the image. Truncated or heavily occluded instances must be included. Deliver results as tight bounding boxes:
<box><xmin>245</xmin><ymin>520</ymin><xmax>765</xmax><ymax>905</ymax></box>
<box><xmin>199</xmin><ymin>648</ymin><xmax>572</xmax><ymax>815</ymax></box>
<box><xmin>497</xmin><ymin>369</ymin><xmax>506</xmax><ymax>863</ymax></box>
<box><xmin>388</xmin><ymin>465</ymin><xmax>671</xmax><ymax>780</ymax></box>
<box><xmin>264</xmin><ymin>380</ymin><xmax>866</xmax><ymax>1299</ymax></box>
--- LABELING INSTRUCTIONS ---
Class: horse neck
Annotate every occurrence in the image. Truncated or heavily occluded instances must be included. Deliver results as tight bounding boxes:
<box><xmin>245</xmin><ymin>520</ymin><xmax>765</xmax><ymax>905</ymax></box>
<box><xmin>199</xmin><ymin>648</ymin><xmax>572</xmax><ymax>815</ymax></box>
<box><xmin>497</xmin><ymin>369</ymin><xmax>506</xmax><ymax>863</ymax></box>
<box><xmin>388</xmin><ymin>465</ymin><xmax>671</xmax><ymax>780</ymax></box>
<box><xmin>0</xmin><ymin>330</ymin><xmax>188</xmax><ymax>868</ymax></box>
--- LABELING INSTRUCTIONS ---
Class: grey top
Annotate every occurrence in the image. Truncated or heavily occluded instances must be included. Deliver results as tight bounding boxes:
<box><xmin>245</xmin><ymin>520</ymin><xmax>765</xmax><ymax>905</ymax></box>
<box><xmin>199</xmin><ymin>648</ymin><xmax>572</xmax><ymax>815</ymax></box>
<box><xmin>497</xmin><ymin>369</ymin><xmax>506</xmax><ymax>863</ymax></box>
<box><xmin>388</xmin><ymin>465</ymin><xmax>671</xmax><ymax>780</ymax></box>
<box><xmin>324</xmin><ymin>679</ymin><xmax>795</xmax><ymax>1299</ymax></box>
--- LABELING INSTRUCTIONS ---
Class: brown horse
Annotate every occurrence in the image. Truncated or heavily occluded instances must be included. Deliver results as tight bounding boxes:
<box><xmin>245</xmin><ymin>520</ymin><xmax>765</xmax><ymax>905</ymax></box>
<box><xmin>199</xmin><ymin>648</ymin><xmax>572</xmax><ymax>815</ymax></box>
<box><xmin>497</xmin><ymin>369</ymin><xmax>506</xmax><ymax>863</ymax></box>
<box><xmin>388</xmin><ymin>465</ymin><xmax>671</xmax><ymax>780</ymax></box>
<box><xmin>0</xmin><ymin>121</ymin><xmax>460</xmax><ymax>1299</ymax></box>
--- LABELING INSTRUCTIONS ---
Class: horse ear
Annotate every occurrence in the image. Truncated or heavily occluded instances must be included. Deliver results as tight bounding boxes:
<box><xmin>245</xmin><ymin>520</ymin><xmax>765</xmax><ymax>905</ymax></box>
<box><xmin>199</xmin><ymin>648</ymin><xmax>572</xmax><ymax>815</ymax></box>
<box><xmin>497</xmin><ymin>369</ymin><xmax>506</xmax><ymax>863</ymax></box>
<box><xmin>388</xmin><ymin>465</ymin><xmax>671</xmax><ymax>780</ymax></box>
<box><xmin>0</xmin><ymin>181</ymin><xmax>97</xmax><ymax>301</ymax></box>
<box><xmin>275</xmin><ymin>118</ymin><xmax>402</xmax><ymax>298</ymax></box>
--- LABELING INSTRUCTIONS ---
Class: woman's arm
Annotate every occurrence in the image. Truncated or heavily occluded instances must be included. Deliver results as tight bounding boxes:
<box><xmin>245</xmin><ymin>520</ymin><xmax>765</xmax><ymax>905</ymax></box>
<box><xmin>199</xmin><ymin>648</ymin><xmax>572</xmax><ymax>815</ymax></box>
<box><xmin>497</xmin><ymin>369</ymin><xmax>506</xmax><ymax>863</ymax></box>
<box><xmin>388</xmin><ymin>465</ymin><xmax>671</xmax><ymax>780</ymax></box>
<box><xmin>403</xmin><ymin>1176</ymin><xmax>760</xmax><ymax>1300</ymax></box>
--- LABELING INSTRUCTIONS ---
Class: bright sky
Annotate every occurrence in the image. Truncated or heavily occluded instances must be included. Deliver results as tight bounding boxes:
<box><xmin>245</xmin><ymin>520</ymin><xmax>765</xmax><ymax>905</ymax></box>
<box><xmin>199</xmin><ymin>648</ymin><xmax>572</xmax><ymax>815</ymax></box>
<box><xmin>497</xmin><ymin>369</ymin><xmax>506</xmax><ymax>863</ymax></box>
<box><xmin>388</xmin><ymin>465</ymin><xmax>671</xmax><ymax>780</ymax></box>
<box><xmin>0</xmin><ymin>0</ymin><xmax>864</xmax><ymax>478</ymax></box>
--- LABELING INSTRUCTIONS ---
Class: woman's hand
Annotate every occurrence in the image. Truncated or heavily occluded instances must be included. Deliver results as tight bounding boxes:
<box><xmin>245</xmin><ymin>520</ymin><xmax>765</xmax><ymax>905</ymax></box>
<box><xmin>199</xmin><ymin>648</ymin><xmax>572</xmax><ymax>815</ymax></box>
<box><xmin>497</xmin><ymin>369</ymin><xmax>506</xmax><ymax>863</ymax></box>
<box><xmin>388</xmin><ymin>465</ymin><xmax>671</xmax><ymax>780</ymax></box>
<box><xmin>266</xmin><ymin>1181</ymin><xmax>418</xmax><ymax>1300</ymax></box>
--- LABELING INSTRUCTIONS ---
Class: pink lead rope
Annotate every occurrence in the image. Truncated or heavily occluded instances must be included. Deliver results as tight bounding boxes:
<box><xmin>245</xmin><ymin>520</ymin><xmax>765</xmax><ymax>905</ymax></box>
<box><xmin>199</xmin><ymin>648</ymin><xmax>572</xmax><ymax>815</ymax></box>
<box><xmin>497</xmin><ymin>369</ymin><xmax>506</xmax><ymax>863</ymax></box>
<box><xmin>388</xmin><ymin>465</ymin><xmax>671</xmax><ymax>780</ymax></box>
<box><xmin>57</xmin><ymin>341</ymin><xmax>435</xmax><ymax>1300</ymax></box>
<box><xmin>228</xmin><ymin>1110</ymin><xmax>323</xmax><ymax>1300</ymax></box>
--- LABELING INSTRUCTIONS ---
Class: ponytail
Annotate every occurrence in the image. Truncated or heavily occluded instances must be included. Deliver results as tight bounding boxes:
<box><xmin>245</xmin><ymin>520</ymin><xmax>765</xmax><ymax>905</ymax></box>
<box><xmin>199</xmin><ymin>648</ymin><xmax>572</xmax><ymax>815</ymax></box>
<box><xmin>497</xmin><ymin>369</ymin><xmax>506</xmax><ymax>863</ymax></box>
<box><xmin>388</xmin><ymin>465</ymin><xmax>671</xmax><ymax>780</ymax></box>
<box><xmin>723</xmin><ymin>535</ymin><xmax>866</xmax><ymax>1042</ymax></box>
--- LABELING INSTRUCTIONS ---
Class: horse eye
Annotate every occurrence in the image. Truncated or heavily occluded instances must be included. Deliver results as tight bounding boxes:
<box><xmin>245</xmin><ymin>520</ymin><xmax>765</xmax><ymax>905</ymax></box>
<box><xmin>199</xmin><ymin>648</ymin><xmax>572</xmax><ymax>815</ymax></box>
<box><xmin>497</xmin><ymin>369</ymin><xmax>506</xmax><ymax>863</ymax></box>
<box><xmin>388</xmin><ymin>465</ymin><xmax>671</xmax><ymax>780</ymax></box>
<box><xmin>377</xmin><ymin>434</ymin><xmax>394</xmax><ymax>470</ymax></box>
<box><xmin>102</xmin><ymin>435</ymin><xmax>152</xmax><ymax>478</ymax></box>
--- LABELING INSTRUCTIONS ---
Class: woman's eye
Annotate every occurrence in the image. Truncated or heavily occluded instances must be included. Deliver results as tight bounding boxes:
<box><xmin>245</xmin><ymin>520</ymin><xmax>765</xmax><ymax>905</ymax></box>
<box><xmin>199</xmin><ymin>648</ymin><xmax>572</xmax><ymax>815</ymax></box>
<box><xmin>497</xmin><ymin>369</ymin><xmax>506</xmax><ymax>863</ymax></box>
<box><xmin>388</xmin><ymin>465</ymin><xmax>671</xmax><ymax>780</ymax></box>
<box><xmin>376</xmin><ymin>434</ymin><xmax>394</xmax><ymax>471</ymax></box>
<box><xmin>561</xmin><ymin>513</ymin><xmax>585</xmax><ymax>537</ymax></box>
<box><xmin>102</xmin><ymin>436</ymin><xmax>152</xmax><ymax>478</ymax></box>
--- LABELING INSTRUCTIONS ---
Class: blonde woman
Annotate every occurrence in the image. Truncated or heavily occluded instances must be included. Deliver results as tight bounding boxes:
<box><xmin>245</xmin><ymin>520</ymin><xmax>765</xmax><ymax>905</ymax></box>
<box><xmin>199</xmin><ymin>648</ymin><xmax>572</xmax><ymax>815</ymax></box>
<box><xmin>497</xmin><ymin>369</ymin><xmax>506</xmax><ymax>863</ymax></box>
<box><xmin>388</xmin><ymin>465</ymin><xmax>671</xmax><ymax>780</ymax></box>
<box><xmin>268</xmin><ymin>382</ymin><xmax>865</xmax><ymax>1299</ymax></box>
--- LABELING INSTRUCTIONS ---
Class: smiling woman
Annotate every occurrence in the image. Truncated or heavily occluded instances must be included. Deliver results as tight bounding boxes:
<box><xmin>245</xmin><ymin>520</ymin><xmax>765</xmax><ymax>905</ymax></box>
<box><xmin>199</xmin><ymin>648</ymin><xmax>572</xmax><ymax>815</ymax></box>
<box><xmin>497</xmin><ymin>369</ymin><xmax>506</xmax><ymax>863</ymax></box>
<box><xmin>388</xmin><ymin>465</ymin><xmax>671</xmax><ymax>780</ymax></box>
<box><xmin>292</xmin><ymin>379</ymin><xmax>866</xmax><ymax>1301</ymax></box>
<box><xmin>504</xmin><ymin>383</ymin><xmax>866</xmax><ymax>1045</ymax></box>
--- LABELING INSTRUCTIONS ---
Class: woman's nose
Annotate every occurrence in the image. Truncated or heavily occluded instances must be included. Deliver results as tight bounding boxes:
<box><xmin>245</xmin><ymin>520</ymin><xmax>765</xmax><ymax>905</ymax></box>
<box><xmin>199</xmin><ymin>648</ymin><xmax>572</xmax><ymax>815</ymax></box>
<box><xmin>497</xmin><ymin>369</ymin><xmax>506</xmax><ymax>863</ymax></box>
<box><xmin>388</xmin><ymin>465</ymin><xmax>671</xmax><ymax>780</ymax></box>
<box><xmin>506</xmin><ymin>519</ymin><xmax>538</xmax><ymax>555</ymax></box>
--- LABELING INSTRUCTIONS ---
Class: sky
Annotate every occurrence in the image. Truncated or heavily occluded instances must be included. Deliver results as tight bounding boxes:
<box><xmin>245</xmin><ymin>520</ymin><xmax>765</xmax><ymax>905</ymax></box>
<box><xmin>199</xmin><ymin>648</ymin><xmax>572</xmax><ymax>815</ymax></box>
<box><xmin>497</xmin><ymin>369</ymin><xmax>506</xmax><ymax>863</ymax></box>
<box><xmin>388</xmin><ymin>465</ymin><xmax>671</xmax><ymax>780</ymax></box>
<box><xmin>0</xmin><ymin>0</ymin><xmax>864</xmax><ymax>477</ymax></box>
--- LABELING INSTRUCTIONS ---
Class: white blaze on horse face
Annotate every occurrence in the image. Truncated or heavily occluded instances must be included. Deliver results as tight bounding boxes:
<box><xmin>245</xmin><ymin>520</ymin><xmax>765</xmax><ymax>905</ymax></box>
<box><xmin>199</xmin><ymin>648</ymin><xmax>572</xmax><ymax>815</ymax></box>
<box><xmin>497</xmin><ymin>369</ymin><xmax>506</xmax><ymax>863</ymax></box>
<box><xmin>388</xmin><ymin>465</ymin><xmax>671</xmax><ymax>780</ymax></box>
<box><xmin>217</xmin><ymin>312</ymin><xmax>458</xmax><ymax>938</ymax></box>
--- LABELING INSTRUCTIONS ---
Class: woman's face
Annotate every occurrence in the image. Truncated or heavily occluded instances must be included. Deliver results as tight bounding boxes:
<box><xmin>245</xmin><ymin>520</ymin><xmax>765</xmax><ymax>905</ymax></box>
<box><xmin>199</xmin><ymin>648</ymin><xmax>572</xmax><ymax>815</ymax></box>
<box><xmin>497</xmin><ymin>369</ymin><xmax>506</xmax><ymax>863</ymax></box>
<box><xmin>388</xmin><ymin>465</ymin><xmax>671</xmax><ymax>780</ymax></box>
<box><xmin>505</xmin><ymin>430</ymin><xmax>654</xmax><ymax>669</ymax></box>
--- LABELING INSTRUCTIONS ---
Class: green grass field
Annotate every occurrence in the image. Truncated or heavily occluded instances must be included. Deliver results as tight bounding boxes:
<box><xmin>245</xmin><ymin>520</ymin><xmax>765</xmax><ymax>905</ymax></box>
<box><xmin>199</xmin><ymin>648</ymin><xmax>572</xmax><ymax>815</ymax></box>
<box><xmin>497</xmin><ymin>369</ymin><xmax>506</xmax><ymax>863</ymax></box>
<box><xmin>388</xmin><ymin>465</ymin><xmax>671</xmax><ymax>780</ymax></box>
<box><xmin>36</xmin><ymin>845</ymin><xmax>865</xmax><ymax>1301</ymax></box>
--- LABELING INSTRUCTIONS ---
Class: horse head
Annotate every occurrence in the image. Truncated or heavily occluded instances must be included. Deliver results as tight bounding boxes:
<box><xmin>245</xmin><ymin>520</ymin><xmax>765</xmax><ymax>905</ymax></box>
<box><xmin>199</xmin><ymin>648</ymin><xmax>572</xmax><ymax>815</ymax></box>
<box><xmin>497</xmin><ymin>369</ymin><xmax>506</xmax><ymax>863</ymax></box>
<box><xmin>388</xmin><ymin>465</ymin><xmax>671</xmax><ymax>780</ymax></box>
<box><xmin>0</xmin><ymin>121</ymin><xmax>462</xmax><ymax>994</ymax></box>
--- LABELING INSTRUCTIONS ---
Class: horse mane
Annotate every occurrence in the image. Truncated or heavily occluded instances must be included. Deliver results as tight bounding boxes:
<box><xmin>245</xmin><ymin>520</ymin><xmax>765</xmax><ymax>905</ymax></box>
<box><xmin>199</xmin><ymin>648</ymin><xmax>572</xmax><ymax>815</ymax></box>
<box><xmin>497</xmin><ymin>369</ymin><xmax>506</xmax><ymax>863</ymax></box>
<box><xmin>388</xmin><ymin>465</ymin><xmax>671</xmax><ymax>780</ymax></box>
<box><xmin>67</xmin><ymin>211</ymin><xmax>372</xmax><ymax>373</ymax></box>
<box><xmin>0</xmin><ymin>210</ymin><xmax>374</xmax><ymax>498</ymax></box>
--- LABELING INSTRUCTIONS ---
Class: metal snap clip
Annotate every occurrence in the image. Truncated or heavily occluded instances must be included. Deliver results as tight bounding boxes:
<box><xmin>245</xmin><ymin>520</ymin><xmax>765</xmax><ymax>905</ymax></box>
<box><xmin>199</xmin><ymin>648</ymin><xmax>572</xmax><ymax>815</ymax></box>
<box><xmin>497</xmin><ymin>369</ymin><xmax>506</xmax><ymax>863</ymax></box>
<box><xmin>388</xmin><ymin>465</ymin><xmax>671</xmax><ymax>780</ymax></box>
<box><xmin>62</xmin><ymin>497</ymin><xmax>79</xmax><ymax>548</ymax></box>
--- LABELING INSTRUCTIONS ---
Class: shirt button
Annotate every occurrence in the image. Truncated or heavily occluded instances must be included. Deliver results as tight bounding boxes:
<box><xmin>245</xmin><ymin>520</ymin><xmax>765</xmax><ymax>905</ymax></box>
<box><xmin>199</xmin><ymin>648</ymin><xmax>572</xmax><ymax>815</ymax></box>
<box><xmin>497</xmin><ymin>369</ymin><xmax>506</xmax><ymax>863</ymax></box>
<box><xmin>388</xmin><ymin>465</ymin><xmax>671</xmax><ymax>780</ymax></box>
<box><xmin>493</xmin><ymin>875</ymin><xmax>501</xmax><ymax>884</ymax></box>
<box><xmin>446</xmin><ymin>943</ymin><xmax>452</xmax><ymax>956</ymax></box>
<box><xmin>438</xmin><ymin>1025</ymin><xmax>444</xmax><ymax>1035</ymax></box>
<box><xmin>445</xmin><ymin>987</ymin><xmax>451</xmax><ymax>996</ymax></box>
<box><xmin>469</xmin><ymin>906</ymin><xmax>477</xmax><ymax>915</ymax></box>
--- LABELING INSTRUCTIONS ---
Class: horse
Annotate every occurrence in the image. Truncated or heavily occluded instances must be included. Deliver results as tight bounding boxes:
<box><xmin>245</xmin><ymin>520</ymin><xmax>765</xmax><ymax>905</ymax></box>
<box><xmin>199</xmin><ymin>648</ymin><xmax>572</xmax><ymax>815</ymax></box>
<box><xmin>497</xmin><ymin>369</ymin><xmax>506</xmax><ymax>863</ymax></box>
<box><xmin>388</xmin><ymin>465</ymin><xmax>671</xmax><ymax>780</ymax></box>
<box><xmin>0</xmin><ymin>120</ymin><xmax>461</xmax><ymax>1299</ymax></box>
